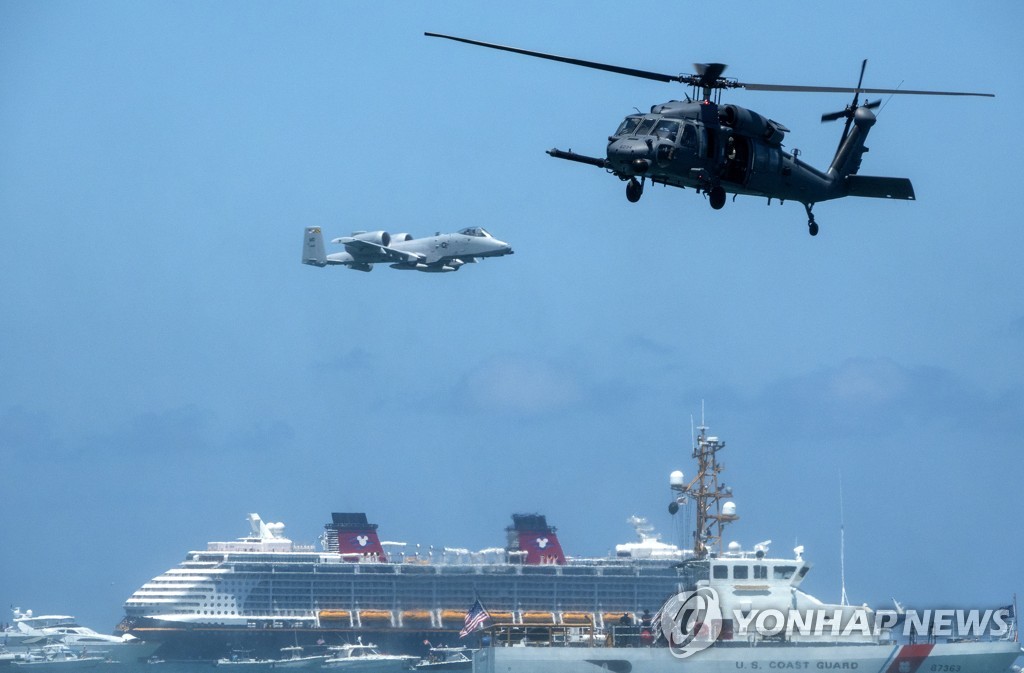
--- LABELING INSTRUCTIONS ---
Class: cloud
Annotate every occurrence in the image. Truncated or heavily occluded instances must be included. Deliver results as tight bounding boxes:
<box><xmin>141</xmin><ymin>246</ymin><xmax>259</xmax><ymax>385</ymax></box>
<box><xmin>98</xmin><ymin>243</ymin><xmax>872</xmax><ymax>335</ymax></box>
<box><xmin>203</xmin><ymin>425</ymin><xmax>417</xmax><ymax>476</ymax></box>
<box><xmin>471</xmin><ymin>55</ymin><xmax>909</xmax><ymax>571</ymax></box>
<box><xmin>456</xmin><ymin>355</ymin><xmax>584</xmax><ymax>417</ymax></box>
<box><xmin>755</xmin><ymin>357</ymin><xmax>1023</xmax><ymax>438</ymax></box>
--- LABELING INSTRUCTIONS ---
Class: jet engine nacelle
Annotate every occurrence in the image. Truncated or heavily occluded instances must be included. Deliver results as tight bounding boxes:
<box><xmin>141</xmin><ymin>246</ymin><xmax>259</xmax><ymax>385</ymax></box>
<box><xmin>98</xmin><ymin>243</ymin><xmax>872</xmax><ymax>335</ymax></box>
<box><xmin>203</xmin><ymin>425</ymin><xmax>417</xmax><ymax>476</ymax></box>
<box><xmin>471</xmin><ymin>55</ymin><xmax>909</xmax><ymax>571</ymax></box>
<box><xmin>391</xmin><ymin>233</ymin><xmax>413</xmax><ymax>242</ymax></box>
<box><xmin>721</xmin><ymin>105</ymin><xmax>785</xmax><ymax>145</ymax></box>
<box><xmin>350</xmin><ymin>230</ymin><xmax>391</xmax><ymax>246</ymax></box>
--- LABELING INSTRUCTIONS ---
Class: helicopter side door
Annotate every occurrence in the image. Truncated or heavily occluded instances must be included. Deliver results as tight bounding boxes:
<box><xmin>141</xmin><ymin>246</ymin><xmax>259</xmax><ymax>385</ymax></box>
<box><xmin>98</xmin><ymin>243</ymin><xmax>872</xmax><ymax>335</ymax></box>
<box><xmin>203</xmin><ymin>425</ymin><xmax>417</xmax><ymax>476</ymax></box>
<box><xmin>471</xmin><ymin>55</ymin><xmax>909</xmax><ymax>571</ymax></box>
<box><xmin>722</xmin><ymin>134</ymin><xmax>752</xmax><ymax>186</ymax></box>
<box><xmin>745</xmin><ymin>141</ymin><xmax>784</xmax><ymax>196</ymax></box>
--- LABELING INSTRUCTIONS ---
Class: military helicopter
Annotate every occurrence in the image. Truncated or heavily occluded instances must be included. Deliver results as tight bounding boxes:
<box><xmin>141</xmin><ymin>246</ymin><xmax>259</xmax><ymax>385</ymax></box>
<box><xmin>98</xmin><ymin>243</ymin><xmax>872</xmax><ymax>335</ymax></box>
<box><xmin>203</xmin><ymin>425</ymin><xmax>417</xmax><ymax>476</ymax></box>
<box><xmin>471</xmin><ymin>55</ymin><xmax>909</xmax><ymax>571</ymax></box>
<box><xmin>425</xmin><ymin>33</ymin><xmax>993</xmax><ymax>236</ymax></box>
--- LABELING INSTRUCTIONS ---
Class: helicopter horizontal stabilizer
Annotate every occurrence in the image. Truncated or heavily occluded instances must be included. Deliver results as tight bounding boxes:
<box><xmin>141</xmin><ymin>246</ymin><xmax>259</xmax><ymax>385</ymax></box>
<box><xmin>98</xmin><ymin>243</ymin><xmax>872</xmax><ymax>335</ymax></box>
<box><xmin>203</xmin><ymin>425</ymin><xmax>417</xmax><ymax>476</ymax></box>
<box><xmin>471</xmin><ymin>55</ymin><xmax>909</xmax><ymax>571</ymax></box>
<box><xmin>845</xmin><ymin>175</ymin><xmax>915</xmax><ymax>200</ymax></box>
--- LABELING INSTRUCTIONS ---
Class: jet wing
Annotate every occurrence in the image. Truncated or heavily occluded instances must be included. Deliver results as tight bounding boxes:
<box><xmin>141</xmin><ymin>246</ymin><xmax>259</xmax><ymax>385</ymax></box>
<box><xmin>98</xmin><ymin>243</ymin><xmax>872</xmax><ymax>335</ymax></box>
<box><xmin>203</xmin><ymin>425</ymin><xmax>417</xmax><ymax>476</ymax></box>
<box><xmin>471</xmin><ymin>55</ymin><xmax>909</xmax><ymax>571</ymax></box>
<box><xmin>334</xmin><ymin>237</ymin><xmax>424</xmax><ymax>264</ymax></box>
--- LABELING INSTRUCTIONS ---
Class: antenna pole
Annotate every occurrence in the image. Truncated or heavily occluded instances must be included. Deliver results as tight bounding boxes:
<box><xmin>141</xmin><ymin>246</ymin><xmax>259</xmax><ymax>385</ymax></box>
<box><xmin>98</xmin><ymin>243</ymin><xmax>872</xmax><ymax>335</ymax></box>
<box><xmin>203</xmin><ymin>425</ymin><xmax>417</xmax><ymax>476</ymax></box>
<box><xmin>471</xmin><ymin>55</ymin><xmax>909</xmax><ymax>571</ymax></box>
<box><xmin>839</xmin><ymin>472</ymin><xmax>849</xmax><ymax>607</ymax></box>
<box><xmin>671</xmin><ymin>418</ymin><xmax>737</xmax><ymax>559</ymax></box>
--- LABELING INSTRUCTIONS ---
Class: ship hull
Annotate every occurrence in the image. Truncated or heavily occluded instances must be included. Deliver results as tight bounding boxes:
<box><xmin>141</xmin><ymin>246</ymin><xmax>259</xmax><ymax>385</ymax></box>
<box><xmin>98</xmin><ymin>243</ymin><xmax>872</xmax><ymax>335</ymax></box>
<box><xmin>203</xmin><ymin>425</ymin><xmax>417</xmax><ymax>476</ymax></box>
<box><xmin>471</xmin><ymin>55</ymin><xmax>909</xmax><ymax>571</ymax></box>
<box><xmin>473</xmin><ymin>641</ymin><xmax>1022</xmax><ymax>673</ymax></box>
<box><xmin>125</xmin><ymin>621</ymin><xmax>458</xmax><ymax>661</ymax></box>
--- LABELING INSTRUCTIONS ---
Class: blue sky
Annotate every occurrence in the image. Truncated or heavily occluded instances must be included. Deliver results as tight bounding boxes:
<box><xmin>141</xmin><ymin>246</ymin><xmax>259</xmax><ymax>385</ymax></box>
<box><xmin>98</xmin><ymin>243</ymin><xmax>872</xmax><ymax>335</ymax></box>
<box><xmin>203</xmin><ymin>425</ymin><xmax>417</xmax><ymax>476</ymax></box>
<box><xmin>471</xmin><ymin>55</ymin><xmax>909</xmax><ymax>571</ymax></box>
<box><xmin>2</xmin><ymin>1</ymin><xmax>1022</xmax><ymax>632</ymax></box>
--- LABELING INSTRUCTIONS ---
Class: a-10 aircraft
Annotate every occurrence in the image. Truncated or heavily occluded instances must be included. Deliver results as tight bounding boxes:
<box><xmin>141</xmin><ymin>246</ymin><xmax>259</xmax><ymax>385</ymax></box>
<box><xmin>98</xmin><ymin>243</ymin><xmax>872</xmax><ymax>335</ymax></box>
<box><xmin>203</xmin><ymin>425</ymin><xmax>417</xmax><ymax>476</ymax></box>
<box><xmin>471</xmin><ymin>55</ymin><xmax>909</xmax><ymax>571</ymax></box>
<box><xmin>301</xmin><ymin>226</ymin><xmax>513</xmax><ymax>273</ymax></box>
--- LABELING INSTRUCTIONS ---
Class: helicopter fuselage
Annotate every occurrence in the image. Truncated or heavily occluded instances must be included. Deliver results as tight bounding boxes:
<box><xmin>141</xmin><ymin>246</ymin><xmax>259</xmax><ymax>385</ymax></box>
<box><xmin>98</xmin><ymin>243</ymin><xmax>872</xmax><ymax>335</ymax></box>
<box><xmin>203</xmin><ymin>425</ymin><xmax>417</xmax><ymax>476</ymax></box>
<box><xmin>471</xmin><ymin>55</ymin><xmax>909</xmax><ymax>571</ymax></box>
<box><xmin>603</xmin><ymin>99</ymin><xmax>840</xmax><ymax>205</ymax></box>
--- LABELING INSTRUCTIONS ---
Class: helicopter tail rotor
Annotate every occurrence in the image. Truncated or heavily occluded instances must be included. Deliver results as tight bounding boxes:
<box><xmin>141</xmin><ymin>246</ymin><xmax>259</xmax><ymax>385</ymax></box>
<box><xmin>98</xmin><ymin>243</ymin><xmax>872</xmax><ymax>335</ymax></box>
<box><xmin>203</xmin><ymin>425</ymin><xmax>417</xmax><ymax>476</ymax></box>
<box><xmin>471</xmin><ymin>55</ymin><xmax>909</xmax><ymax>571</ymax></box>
<box><xmin>820</xmin><ymin>60</ymin><xmax>869</xmax><ymax>125</ymax></box>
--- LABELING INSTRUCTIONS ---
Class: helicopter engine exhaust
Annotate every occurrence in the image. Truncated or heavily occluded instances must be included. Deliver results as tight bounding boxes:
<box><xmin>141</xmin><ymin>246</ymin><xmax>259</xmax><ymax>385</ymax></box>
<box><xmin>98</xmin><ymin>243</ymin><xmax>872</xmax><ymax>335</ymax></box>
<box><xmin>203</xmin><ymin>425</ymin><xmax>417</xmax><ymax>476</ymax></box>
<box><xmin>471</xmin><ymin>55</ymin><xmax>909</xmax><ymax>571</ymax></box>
<box><xmin>721</xmin><ymin>105</ymin><xmax>786</xmax><ymax>145</ymax></box>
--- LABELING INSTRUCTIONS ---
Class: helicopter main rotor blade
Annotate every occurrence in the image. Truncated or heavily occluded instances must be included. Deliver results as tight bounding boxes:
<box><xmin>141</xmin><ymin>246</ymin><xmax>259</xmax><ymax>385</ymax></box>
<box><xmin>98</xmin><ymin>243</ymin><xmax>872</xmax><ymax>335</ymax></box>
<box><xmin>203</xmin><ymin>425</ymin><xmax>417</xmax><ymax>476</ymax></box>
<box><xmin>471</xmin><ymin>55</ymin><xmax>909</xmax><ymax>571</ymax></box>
<box><xmin>740</xmin><ymin>82</ymin><xmax>993</xmax><ymax>97</ymax></box>
<box><xmin>425</xmin><ymin>32</ymin><xmax>684</xmax><ymax>84</ymax></box>
<box><xmin>426</xmin><ymin>33</ymin><xmax>995</xmax><ymax>98</ymax></box>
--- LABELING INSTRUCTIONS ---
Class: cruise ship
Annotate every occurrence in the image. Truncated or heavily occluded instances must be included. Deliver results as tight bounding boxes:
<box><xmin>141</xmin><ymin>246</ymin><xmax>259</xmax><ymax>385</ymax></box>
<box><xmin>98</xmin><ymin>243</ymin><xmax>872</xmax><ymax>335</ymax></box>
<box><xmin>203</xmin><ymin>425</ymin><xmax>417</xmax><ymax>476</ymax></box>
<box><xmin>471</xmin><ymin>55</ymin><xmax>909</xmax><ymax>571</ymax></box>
<box><xmin>119</xmin><ymin>509</ymin><xmax>692</xmax><ymax>659</ymax></box>
<box><xmin>119</xmin><ymin>424</ymin><xmax>1021</xmax><ymax>671</ymax></box>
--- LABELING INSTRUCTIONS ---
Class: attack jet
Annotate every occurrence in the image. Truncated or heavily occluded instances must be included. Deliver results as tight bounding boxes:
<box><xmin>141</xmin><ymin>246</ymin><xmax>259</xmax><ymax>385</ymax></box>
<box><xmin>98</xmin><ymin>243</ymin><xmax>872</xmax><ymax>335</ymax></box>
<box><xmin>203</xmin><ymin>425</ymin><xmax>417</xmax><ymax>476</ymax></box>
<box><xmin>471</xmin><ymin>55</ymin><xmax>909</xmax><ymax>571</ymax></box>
<box><xmin>302</xmin><ymin>226</ymin><xmax>513</xmax><ymax>273</ymax></box>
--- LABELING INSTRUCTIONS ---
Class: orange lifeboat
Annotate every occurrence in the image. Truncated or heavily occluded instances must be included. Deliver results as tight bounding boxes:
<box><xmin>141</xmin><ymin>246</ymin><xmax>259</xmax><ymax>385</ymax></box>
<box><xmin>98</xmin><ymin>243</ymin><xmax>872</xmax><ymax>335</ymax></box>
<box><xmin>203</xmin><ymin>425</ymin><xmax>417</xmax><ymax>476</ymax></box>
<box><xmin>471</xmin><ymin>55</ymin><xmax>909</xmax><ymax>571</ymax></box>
<box><xmin>521</xmin><ymin>611</ymin><xmax>554</xmax><ymax>624</ymax></box>
<box><xmin>560</xmin><ymin>612</ymin><xmax>593</xmax><ymax>625</ymax></box>
<box><xmin>359</xmin><ymin>610</ymin><xmax>393</xmax><ymax>622</ymax></box>
<box><xmin>603</xmin><ymin>612</ymin><xmax>634</xmax><ymax>624</ymax></box>
<box><xmin>487</xmin><ymin>611</ymin><xmax>514</xmax><ymax>622</ymax></box>
<box><xmin>402</xmin><ymin>610</ymin><xmax>432</xmax><ymax>622</ymax></box>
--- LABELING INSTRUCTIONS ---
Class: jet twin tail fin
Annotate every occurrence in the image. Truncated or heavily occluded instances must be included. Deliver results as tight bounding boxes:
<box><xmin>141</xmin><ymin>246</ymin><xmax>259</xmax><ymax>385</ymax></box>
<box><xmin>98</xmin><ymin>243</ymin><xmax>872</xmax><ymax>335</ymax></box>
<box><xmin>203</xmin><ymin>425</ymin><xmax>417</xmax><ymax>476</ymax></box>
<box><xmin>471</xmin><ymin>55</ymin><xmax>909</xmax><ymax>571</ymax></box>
<box><xmin>302</xmin><ymin>227</ymin><xmax>327</xmax><ymax>266</ymax></box>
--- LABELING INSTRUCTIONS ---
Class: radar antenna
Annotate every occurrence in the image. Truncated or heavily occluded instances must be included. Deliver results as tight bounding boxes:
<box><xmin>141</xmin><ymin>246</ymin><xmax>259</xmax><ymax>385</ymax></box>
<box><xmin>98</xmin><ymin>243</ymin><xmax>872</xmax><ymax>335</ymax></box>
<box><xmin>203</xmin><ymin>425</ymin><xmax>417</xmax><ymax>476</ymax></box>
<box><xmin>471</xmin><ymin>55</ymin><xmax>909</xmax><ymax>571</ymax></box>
<box><xmin>669</xmin><ymin>422</ymin><xmax>738</xmax><ymax>558</ymax></box>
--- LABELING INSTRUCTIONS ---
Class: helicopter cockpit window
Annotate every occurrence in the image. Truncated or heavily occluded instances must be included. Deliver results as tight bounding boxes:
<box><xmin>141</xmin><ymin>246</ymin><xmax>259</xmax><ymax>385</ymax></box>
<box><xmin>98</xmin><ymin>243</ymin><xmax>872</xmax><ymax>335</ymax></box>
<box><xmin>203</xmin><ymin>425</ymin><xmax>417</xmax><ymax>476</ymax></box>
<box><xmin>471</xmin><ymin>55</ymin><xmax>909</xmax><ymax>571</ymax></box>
<box><xmin>653</xmin><ymin>120</ymin><xmax>680</xmax><ymax>141</ymax></box>
<box><xmin>615</xmin><ymin>116</ymin><xmax>641</xmax><ymax>137</ymax></box>
<box><xmin>680</xmin><ymin>123</ymin><xmax>697</xmax><ymax>147</ymax></box>
<box><xmin>458</xmin><ymin>227</ymin><xmax>490</xmax><ymax>238</ymax></box>
<box><xmin>635</xmin><ymin>118</ymin><xmax>657</xmax><ymax>136</ymax></box>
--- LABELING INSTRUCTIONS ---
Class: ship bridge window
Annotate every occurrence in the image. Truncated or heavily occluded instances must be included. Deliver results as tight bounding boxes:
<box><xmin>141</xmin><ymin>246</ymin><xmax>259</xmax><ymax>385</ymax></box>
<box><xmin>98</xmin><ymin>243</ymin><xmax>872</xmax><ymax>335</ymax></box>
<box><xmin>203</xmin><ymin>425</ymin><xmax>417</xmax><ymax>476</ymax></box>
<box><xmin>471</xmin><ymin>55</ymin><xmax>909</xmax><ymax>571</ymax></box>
<box><xmin>733</xmin><ymin>565</ymin><xmax>749</xmax><ymax>579</ymax></box>
<box><xmin>614</xmin><ymin>116</ymin><xmax>642</xmax><ymax>136</ymax></box>
<box><xmin>653</xmin><ymin>119</ymin><xmax>679</xmax><ymax>141</ymax></box>
<box><xmin>754</xmin><ymin>565</ymin><xmax>768</xmax><ymax>579</ymax></box>
<box><xmin>773</xmin><ymin>566</ymin><xmax>797</xmax><ymax>580</ymax></box>
<box><xmin>712</xmin><ymin>565</ymin><xmax>728</xmax><ymax>579</ymax></box>
<box><xmin>798</xmin><ymin>566</ymin><xmax>810</xmax><ymax>578</ymax></box>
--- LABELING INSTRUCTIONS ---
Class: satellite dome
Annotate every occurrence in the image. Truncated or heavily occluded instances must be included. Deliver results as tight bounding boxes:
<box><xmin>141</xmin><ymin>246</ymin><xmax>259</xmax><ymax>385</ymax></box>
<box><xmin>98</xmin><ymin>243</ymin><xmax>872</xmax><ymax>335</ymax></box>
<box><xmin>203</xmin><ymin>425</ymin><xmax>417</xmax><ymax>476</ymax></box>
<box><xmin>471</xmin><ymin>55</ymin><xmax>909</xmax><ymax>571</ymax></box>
<box><xmin>728</xmin><ymin>541</ymin><xmax>741</xmax><ymax>552</ymax></box>
<box><xmin>722</xmin><ymin>501</ymin><xmax>737</xmax><ymax>516</ymax></box>
<box><xmin>669</xmin><ymin>470</ymin><xmax>684</xmax><ymax>486</ymax></box>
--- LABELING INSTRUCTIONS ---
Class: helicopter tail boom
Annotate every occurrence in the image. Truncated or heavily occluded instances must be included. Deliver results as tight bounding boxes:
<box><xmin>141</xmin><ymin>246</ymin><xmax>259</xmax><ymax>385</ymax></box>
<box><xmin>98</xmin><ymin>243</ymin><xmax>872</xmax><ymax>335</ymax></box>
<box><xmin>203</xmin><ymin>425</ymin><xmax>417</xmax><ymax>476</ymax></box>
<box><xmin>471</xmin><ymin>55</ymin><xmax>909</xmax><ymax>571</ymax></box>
<box><xmin>845</xmin><ymin>175</ymin><xmax>915</xmax><ymax>200</ymax></box>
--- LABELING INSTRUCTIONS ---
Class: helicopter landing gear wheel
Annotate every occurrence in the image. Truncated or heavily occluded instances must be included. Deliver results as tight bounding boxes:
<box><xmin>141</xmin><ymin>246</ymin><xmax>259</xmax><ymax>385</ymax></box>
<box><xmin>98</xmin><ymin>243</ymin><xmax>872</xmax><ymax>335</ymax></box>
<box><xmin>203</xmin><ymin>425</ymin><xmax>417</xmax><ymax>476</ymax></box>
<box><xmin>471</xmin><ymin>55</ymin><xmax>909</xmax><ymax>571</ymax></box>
<box><xmin>626</xmin><ymin>177</ymin><xmax>643</xmax><ymax>203</ymax></box>
<box><xmin>709</xmin><ymin>185</ymin><xmax>726</xmax><ymax>210</ymax></box>
<box><xmin>804</xmin><ymin>203</ymin><xmax>819</xmax><ymax>236</ymax></box>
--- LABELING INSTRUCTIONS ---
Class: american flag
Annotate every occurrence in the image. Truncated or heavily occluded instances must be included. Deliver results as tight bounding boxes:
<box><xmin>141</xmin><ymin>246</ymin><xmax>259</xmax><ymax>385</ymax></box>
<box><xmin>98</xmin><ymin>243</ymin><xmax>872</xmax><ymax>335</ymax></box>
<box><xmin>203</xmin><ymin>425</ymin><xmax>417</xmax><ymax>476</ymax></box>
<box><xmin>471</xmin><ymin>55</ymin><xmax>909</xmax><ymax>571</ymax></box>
<box><xmin>459</xmin><ymin>599</ymin><xmax>490</xmax><ymax>638</ymax></box>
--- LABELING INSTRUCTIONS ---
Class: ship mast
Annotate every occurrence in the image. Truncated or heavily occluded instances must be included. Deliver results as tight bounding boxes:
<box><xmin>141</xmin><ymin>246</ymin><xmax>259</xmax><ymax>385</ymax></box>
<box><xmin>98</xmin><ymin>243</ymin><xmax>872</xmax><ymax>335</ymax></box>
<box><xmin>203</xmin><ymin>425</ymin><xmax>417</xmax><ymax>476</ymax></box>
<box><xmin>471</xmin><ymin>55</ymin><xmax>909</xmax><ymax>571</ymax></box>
<box><xmin>669</xmin><ymin>424</ymin><xmax>738</xmax><ymax>559</ymax></box>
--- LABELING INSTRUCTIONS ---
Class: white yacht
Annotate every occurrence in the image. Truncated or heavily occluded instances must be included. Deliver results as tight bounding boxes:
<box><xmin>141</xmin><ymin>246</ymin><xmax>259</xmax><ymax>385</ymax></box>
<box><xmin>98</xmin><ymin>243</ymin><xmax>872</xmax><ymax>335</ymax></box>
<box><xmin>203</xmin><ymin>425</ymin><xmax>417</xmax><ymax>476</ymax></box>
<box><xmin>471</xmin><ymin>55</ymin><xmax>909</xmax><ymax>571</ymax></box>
<box><xmin>322</xmin><ymin>642</ymin><xmax>416</xmax><ymax>673</ymax></box>
<box><xmin>2</xmin><ymin>609</ymin><xmax>157</xmax><ymax>664</ymax></box>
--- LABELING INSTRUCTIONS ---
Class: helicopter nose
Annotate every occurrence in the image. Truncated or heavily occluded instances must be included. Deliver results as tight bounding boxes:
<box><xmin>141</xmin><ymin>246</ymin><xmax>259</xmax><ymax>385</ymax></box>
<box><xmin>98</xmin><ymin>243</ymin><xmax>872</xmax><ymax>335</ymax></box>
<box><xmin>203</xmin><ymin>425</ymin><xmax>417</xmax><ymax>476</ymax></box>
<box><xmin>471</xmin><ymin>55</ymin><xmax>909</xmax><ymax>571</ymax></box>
<box><xmin>607</xmin><ymin>138</ymin><xmax>654</xmax><ymax>175</ymax></box>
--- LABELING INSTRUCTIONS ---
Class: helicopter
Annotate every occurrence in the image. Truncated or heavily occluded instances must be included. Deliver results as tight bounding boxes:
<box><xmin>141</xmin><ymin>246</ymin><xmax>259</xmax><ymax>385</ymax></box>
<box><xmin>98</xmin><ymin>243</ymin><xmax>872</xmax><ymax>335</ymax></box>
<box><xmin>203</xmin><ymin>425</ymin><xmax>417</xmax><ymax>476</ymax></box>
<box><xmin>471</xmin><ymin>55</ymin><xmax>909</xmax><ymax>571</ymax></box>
<box><xmin>425</xmin><ymin>33</ymin><xmax>993</xmax><ymax>236</ymax></box>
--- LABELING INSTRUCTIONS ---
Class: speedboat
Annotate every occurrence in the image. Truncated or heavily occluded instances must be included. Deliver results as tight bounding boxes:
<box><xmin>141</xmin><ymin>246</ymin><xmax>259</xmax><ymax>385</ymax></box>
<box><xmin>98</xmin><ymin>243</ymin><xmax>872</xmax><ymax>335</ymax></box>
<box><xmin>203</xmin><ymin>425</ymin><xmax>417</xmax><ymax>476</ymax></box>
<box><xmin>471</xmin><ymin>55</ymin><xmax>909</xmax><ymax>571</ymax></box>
<box><xmin>413</xmin><ymin>646</ymin><xmax>473</xmax><ymax>670</ymax></box>
<box><xmin>11</xmin><ymin>644</ymin><xmax>104</xmax><ymax>671</ymax></box>
<box><xmin>322</xmin><ymin>642</ymin><xmax>416</xmax><ymax>672</ymax></box>
<box><xmin>216</xmin><ymin>646</ymin><xmax>327</xmax><ymax>670</ymax></box>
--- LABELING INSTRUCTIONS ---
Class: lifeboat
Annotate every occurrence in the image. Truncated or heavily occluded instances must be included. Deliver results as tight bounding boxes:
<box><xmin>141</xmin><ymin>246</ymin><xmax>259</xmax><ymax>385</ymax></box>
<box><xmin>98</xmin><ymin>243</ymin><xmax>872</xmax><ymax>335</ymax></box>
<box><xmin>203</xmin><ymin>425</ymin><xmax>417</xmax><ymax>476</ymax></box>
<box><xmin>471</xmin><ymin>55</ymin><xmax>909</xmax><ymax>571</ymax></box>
<box><xmin>359</xmin><ymin>610</ymin><xmax>393</xmax><ymax>622</ymax></box>
<box><xmin>521</xmin><ymin>611</ymin><xmax>554</xmax><ymax>624</ymax></box>
<box><xmin>603</xmin><ymin>612</ymin><xmax>634</xmax><ymax>625</ymax></box>
<box><xmin>401</xmin><ymin>610</ymin><xmax>433</xmax><ymax>621</ymax></box>
<box><xmin>487</xmin><ymin>611</ymin><xmax>514</xmax><ymax>622</ymax></box>
<box><xmin>560</xmin><ymin>612</ymin><xmax>594</xmax><ymax>625</ymax></box>
<box><xmin>440</xmin><ymin>610</ymin><xmax>465</xmax><ymax>622</ymax></box>
<box><xmin>319</xmin><ymin>610</ymin><xmax>351</xmax><ymax>620</ymax></box>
